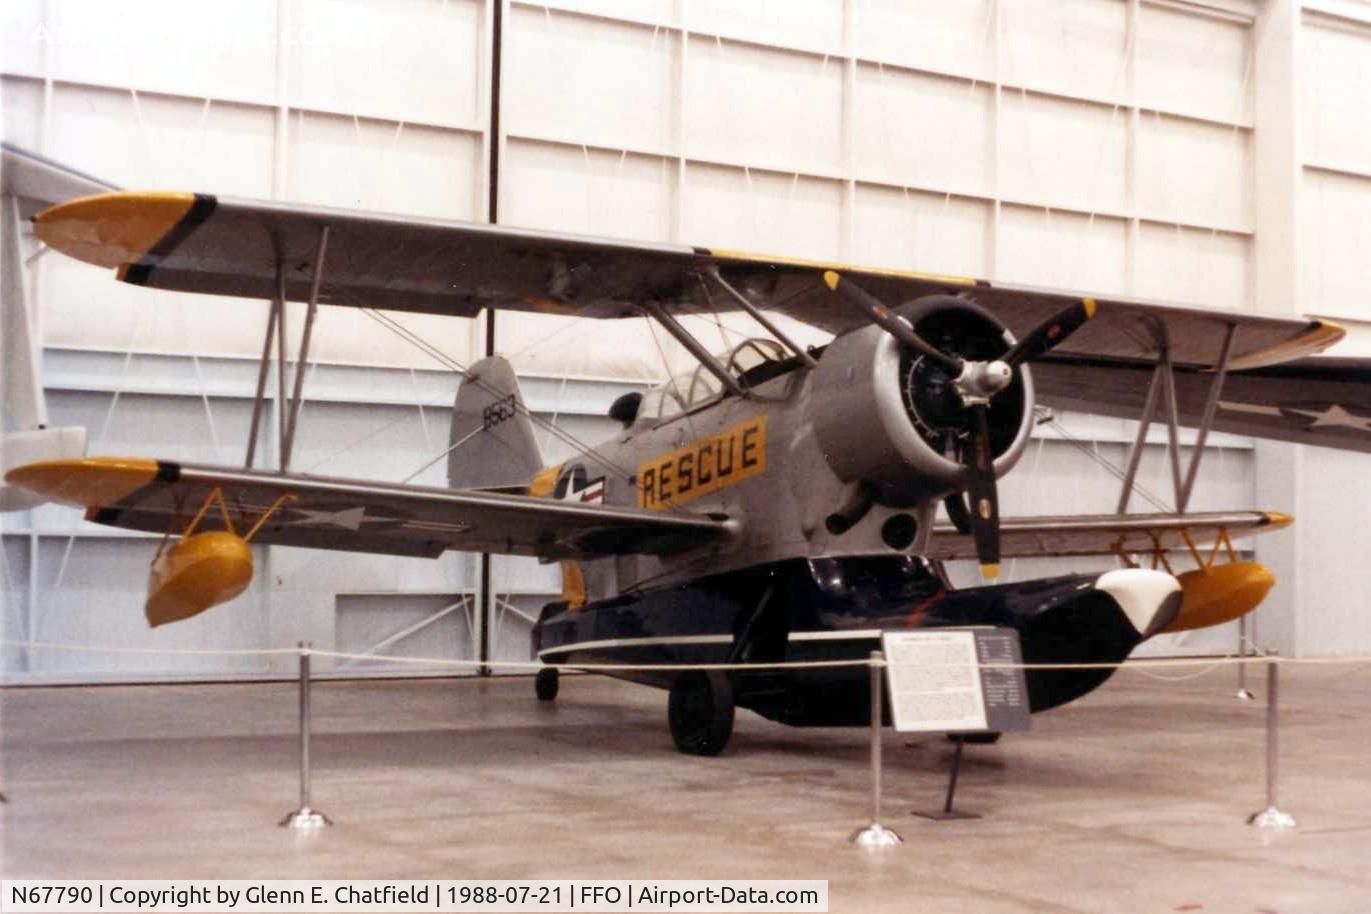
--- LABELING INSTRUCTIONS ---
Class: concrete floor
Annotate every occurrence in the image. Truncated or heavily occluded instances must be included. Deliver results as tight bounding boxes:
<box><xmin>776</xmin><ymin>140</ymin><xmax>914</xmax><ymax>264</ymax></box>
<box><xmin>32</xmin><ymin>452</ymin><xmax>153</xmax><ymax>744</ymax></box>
<box><xmin>1</xmin><ymin>666</ymin><xmax>1369</xmax><ymax>913</ymax></box>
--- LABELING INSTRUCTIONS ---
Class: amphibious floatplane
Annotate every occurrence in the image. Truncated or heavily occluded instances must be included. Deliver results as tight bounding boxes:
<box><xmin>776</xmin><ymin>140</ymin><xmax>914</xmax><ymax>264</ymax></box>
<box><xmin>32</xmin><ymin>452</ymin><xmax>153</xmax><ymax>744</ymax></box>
<box><xmin>10</xmin><ymin>178</ymin><xmax>1368</xmax><ymax>754</ymax></box>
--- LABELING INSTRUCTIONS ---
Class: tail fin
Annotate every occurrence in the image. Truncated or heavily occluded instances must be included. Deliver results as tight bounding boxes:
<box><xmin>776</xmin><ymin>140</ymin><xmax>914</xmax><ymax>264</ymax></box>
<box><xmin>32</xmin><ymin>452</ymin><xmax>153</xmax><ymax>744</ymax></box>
<box><xmin>448</xmin><ymin>356</ymin><xmax>543</xmax><ymax>490</ymax></box>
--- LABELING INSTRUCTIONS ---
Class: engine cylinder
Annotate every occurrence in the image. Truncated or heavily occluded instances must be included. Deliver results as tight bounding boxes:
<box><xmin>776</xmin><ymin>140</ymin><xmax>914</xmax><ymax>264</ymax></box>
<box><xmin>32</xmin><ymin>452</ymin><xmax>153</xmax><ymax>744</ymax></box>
<box><xmin>809</xmin><ymin>295</ymin><xmax>1035</xmax><ymax>505</ymax></box>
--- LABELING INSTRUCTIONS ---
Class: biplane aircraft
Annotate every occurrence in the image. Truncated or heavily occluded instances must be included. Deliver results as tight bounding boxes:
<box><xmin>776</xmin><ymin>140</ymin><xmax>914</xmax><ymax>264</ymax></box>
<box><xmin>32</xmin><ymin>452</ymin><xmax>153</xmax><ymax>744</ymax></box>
<box><xmin>8</xmin><ymin>156</ymin><xmax>1370</xmax><ymax>754</ymax></box>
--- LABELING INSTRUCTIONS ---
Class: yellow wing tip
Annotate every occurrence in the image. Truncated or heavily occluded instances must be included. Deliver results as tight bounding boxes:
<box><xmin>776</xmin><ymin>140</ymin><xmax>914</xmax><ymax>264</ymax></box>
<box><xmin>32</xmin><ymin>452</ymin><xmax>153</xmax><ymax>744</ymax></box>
<box><xmin>35</xmin><ymin>191</ymin><xmax>198</xmax><ymax>269</ymax></box>
<box><xmin>5</xmin><ymin>457</ymin><xmax>161</xmax><ymax>506</ymax></box>
<box><xmin>1262</xmin><ymin>511</ymin><xmax>1295</xmax><ymax>529</ymax></box>
<box><xmin>1083</xmin><ymin>297</ymin><xmax>1097</xmax><ymax>319</ymax></box>
<box><xmin>822</xmin><ymin>270</ymin><xmax>840</xmax><ymax>290</ymax></box>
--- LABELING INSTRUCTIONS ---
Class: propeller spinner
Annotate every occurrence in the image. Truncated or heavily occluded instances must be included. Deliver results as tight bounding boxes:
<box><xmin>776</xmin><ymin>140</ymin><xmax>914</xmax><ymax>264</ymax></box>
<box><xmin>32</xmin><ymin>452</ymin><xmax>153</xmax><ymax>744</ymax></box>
<box><xmin>822</xmin><ymin>270</ymin><xmax>1095</xmax><ymax>578</ymax></box>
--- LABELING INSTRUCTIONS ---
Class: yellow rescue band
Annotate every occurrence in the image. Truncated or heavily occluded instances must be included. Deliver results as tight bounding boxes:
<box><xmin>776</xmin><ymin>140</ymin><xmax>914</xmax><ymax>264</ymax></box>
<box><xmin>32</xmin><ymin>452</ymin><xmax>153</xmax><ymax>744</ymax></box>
<box><xmin>638</xmin><ymin>416</ymin><xmax>767</xmax><ymax>510</ymax></box>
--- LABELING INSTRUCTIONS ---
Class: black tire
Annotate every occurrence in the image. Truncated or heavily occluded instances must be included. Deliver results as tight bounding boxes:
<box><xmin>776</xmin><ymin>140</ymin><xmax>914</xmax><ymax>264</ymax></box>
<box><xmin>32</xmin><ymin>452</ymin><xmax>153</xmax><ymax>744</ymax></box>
<box><xmin>535</xmin><ymin>667</ymin><xmax>559</xmax><ymax>702</ymax></box>
<box><xmin>947</xmin><ymin>731</ymin><xmax>1001</xmax><ymax>745</ymax></box>
<box><xmin>668</xmin><ymin>671</ymin><xmax>735</xmax><ymax>756</ymax></box>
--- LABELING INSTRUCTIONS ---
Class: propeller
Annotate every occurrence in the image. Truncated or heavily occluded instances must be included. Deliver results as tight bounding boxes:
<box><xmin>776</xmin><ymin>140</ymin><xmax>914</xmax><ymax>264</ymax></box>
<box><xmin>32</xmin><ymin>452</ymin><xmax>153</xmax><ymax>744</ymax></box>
<box><xmin>823</xmin><ymin>271</ymin><xmax>1096</xmax><ymax>578</ymax></box>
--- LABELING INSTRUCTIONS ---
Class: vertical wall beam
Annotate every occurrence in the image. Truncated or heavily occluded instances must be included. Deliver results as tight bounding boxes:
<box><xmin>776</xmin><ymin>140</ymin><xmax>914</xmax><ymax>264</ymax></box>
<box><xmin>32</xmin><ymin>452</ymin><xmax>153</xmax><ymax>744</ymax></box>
<box><xmin>1124</xmin><ymin>0</ymin><xmax>1141</xmax><ymax>295</ymax></box>
<box><xmin>476</xmin><ymin>0</ymin><xmax>508</xmax><ymax>677</ymax></box>
<box><xmin>840</xmin><ymin>0</ymin><xmax>857</xmax><ymax>261</ymax></box>
<box><xmin>987</xmin><ymin>0</ymin><xmax>1002</xmax><ymax>276</ymax></box>
<box><xmin>1251</xmin><ymin>0</ymin><xmax>1303</xmax><ymax>657</ymax></box>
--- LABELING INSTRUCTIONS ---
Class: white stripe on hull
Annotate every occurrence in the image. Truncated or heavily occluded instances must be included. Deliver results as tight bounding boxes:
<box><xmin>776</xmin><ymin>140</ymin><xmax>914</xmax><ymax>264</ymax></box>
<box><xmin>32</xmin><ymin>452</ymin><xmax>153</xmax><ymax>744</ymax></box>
<box><xmin>536</xmin><ymin>629</ymin><xmax>883</xmax><ymax>659</ymax></box>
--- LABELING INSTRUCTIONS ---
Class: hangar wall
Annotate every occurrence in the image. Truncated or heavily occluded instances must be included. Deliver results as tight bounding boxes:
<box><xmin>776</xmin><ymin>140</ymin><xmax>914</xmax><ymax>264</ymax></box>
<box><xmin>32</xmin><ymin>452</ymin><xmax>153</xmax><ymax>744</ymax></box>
<box><xmin>2</xmin><ymin>0</ymin><xmax>1369</xmax><ymax>682</ymax></box>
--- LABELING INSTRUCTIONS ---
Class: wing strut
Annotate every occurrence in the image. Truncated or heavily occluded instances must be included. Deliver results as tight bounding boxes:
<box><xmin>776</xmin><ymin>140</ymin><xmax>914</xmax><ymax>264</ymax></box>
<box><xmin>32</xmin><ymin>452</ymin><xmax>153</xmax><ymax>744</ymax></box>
<box><xmin>701</xmin><ymin>266</ymin><xmax>818</xmax><ymax>368</ymax></box>
<box><xmin>640</xmin><ymin>301</ymin><xmax>746</xmax><ymax>396</ymax></box>
<box><xmin>244</xmin><ymin>225</ymin><xmax>330</xmax><ymax>471</ymax></box>
<box><xmin>1115</xmin><ymin>321</ymin><xmax>1238</xmax><ymax>514</ymax></box>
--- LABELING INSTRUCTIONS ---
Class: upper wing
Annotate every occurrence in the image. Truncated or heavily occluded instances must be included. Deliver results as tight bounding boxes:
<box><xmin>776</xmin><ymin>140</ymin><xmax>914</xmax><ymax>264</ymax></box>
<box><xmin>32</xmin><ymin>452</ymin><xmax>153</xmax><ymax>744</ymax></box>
<box><xmin>1035</xmin><ymin>356</ymin><xmax>1371</xmax><ymax>454</ymax></box>
<box><xmin>5</xmin><ymin>458</ymin><xmax>732</xmax><ymax>560</ymax></box>
<box><xmin>2</xmin><ymin>143</ymin><xmax>118</xmax><ymax>212</ymax></box>
<box><xmin>925</xmin><ymin>510</ymin><xmax>1291</xmax><ymax>561</ymax></box>
<box><xmin>35</xmin><ymin>190</ymin><xmax>1339</xmax><ymax>370</ymax></box>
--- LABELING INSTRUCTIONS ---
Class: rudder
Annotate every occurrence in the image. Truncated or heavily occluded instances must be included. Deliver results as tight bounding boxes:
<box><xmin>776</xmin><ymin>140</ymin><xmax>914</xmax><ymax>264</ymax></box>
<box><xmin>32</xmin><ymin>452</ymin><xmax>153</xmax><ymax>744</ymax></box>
<box><xmin>448</xmin><ymin>356</ymin><xmax>543</xmax><ymax>490</ymax></box>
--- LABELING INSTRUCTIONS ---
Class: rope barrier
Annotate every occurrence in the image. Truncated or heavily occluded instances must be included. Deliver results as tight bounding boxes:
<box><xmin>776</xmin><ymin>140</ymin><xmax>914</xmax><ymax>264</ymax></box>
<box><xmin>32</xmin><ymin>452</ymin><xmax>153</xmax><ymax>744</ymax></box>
<box><xmin>6</xmin><ymin>638</ymin><xmax>1371</xmax><ymax>674</ymax></box>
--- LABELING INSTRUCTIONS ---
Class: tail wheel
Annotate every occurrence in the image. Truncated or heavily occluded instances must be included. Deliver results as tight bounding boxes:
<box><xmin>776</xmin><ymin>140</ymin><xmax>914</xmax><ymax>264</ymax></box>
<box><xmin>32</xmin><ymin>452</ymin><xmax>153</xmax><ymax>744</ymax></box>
<box><xmin>535</xmin><ymin>667</ymin><xmax>559</xmax><ymax>702</ymax></box>
<box><xmin>668</xmin><ymin>671</ymin><xmax>735</xmax><ymax>756</ymax></box>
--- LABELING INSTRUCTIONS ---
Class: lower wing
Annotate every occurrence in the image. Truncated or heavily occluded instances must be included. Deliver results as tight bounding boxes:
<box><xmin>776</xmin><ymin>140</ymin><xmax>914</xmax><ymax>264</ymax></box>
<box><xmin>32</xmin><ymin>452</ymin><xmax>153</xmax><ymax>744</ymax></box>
<box><xmin>926</xmin><ymin>510</ymin><xmax>1291</xmax><ymax>561</ymax></box>
<box><xmin>5</xmin><ymin>457</ymin><xmax>732</xmax><ymax>560</ymax></box>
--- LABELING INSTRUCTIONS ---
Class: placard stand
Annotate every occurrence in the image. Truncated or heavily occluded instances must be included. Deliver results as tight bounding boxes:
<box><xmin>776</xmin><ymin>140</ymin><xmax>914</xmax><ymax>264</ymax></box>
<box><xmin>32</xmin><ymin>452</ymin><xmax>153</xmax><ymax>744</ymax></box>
<box><xmin>883</xmin><ymin>628</ymin><xmax>1029</xmax><ymax>823</ymax></box>
<box><xmin>912</xmin><ymin>736</ymin><xmax>980</xmax><ymax>821</ymax></box>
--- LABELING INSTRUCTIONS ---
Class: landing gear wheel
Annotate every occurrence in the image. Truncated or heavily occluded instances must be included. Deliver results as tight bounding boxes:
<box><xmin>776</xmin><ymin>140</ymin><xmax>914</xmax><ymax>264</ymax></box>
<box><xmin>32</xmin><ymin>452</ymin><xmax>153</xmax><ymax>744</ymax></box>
<box><xmin>947</xmin><ymin>731</ymin><xmax>1001</xmax><ymax>744</ymax></box>
<box><xmin>535</xmin><ymin>667</ymin><xmax>559</xmax><ymax>702</ymax></box>
<box><xmin>668</xmin><ymin>671</ymin><xmax>735</xmax><ymax>756</ymax></box>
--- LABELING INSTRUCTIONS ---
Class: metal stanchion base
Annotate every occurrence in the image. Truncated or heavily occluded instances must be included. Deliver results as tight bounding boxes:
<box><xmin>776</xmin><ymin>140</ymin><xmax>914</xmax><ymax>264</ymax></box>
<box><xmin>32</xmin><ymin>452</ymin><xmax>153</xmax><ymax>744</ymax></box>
<box><xmin>279</xmin><ymin>807</ymin><xmax>333</xmax><ymax>829</ymax></box>
<box><xmin>911</xmin><ymin>808</ymin><xmax>981</xmax><ymax>821</ymax></box>
<box><xmin>848</xmin><ymin>823</ymin><xmax>903</xmax><ymax>847</ymax></box>
<box><xmin>1247</xmin><ymin>806</ymin><xmax>1296</xmax><ymax>830</ymax></box>
<box><xmin>1235</xmin><ymin>688</ymin><xmax>1256</xmax><ymax>701</ymax></box>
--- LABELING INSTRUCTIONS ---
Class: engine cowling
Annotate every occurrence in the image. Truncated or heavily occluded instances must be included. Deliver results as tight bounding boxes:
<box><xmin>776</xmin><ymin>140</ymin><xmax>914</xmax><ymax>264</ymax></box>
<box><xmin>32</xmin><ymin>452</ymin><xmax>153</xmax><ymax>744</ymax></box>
<box><xmin>809</xmin><ymin>295</ymin><xmax>1035</xmax><ymax>506</ymax></box>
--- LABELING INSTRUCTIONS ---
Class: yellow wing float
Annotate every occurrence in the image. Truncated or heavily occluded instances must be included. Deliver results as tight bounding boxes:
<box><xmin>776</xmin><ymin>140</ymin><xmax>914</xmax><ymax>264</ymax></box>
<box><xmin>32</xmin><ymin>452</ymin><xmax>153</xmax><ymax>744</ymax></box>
<box><xmin>925</xmin><ymin>511</ymin><xmax>1291</xmax><ymax>634</ymax></box>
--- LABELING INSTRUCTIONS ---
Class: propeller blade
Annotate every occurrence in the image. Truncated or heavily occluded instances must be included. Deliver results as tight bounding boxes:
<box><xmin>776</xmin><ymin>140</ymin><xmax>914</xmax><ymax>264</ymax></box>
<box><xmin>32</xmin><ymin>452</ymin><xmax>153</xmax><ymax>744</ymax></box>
<box><xmin>822</xmin><ymin>271</ymin><xmax>963</xmax><ymax>373</ymax></box>
<box><xmin>943</xmin><ymin>492</ymin><xmax>973</xmax><ymax>535</ymax></box>
<box><xmin>965</xmin><ymin>404</ymin><xmax>1000</xmax><ymax>579</ymax></box>
<box><xmin>1003</xmin><ymin>298</ymin><xmax>1096</xmax><ymax>368</ymax></box>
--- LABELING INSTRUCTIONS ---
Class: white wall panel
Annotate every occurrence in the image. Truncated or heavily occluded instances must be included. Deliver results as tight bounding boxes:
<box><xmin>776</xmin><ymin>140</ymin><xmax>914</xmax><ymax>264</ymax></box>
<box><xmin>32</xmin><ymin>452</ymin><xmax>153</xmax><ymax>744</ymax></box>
<box><xmin>290</xmin><ymin>0</ymin><xmax>483</xmax><ymax>127</ymax></box>
<box><xmin>853</xmin><ymin>184</ymin><xmax>990</xmax><ymax>277</ymax></box>
<box><xmin>1136</xmin><ymin>113</ymin><xmax>1250</xmax><ymax>230</ymax></box>
<box><xmin>996</xmin><ymin>205</ymin><xmax>1127</xmax><ymax>294</ymax></box>
<box><xmin>307</xmin><ymin>307</ymin><xmax>479</xmax><ymax>370</ymax></box>
<box><xmin>684</xmin><ymin>40</ymin><xmax>843</xmax><ymax>175</ymax></box>
<box><xmin>502</xmin><ymin>140</ymin><xmax>673</xmax><ymax>239</ymax></box>
<box><xmin>1301</xmin><ymin>169</ymin><xmax>1371</xmax><ymax>317</ymax></box>
<box><xmin>42</xmin><ymin>260</ymin><xmax>276</xmax><ymax>361</ymax></box>
<box><xmin>999</xmin><ymin>92</ymin><xmax>1128</xmax><ymax>213</ymax></box>
<box><xmin>1</xmin><ymin>1</ymin><xmax>45</xmax><ymax>78</ymax></box>
<box><xmin>287</xmin><ymin>112</ymin><xmax>479</xmax><ymax>217</ymax></box>
<box><xmin>50</xmin><ymin>0</ymin><xmax>277</xmax><ymax>104</ymax></box>
<box><xmin>506</xmin><ymin>7</ymin><xmax>676</xmax><ymax>152</ymax></box>
<box><xmin>30</xmin><ymin>537</ymin><xmax>271</xmax><ymax>675</ymax></box>
<box><xmin>851</xmin><ymin>0</ymin><xmax>994</xmax><ymax>81</ymax></box>
<box><xmin>500</xmin><ymin>312</ymin><xmax>685</xmax><ymax>379</ymax></box>
<box><xmin>1135</xmin><ymin>223</ymin><xmax>1250</xmax><ymax>308</ymax></box>
<box><xmin>688</xmin><ymin>0</ymin><xmax>842</xmax><ymax>54</ymax></box>
<box><xmin>853</xmin><ymin>65</ymin><xmax>992</xmax><ymax>196</ymax></box>
<box><xmin>1137</xmin><ymin>5</ymin><xmax>1252</xmax><ymax>125</ymax></box>
<box><xmin>1302</xmin><ymin>22</ymin><xmax>1371</xmax><ymax>170</ymax></box>
<box><xmin>682</xmin><ymin>163</ymin><xmax>843</xmax><ymax>260</ymax></box>
<box><xmin>49</xmin><ymin>84</ymin><xmax>275</xmax><ymax>196</ymax></box>
<box><xmin>531</xmin><ymin>0</ymin><xmax>676</xmax><ymax>25</ymax></box>
<box><xmin>0</xmin><ymin>76</ymin><xmax>44</xmax><ymax>148</ymax></box>
<box><xmin>1000</xmin><ymin>0</ymin><xmax>1128</xmax><ymax>102</ymax></box>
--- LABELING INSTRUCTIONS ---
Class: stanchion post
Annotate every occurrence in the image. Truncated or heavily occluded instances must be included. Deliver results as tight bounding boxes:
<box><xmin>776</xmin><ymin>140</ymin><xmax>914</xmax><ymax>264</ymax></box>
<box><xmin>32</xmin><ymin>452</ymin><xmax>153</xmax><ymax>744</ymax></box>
<box><xmin>280</xmin><ymin>641</ymin><xmax>332</xmax><ymax>829</ymax></box>
<box><xmin>849</xmin><ymin>650</ymin><xmax>902</xmax><ymax>848</ymax></box>
<box><xmin>1235</xmin><ymin>615</ymin><xmax>1255</xmax><ymax>701</ymax></box>
<box><xmin>1247</xmin><ymin>654</ymin><xmax>1295</xmax><ymax>829</ymax></box>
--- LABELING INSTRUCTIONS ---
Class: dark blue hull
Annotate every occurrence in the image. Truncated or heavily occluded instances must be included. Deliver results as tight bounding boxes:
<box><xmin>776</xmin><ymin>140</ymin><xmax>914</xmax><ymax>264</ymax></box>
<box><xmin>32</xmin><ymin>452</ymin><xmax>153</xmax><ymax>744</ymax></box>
<box><xmin>533</xmin><ymin>555</ymin><xmax>1147</xmax><ymax>726</ymax></box>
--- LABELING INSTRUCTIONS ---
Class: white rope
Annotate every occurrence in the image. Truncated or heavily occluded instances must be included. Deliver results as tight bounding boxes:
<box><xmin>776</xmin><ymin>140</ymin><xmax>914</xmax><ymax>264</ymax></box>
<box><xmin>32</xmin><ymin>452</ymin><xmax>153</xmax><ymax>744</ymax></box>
<box><xmin>5</xmin><ymin>638</ymin><xmax>1371</xmax><ymax>674</ymax></box>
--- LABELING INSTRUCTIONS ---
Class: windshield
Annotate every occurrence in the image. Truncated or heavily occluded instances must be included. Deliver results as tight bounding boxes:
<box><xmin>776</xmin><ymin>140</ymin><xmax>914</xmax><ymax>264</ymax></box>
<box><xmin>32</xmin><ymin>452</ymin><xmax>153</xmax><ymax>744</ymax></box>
<box><xmin>640</xmin><ymin>338</ymin><xmax>790</xmax><ymax>421</ymax></box>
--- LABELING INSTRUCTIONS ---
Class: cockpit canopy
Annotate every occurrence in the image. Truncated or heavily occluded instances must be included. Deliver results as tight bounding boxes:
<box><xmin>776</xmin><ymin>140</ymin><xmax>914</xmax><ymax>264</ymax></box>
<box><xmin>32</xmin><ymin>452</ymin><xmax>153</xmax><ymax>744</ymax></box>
<box><xmin>636</xmin><ymin>338</ymin><xmax>789</xmax><ymax>423</ymax></box>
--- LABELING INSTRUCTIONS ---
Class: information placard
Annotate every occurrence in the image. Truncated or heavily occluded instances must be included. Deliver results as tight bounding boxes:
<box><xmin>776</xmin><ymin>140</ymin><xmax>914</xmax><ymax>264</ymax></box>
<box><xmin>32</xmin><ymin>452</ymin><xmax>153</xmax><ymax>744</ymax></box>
<box><xmin>881</xmin><ymin>628</ymin><xmax>1031</xmax><ymax>734</ymax></box>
